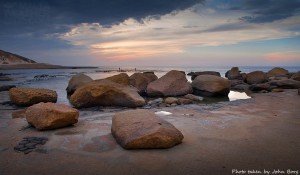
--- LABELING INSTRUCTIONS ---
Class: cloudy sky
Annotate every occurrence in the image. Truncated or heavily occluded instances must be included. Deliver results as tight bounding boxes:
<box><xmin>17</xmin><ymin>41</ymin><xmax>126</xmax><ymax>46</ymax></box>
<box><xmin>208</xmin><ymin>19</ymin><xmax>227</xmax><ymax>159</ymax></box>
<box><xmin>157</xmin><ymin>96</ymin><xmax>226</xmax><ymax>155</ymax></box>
<box><xmin>0</xmin><ymin>0</ymin><xmax>300</xmax><ymax>66</ymax></box>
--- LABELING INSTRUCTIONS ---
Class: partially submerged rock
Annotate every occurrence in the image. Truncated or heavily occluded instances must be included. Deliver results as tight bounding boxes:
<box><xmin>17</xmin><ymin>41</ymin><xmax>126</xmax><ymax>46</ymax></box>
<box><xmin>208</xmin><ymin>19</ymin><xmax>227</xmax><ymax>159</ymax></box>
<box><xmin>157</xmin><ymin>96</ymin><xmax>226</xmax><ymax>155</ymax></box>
<box><xmin>245</xmin><ymin>71</ymin><xmax>267</xmax><ymax>85</ymax></box>
<box><xmin>26</xmin><ymin>102</ymin><xmax>79</xmax><ymax>130</ymax></box>
<box><xmin>9</xmin><ymin>87</ymin><xmax>57</xmax><ymax>106</ymax></box>
<box><xmin>111</xmin><ymin>109</ymin><xmax>184</xmax><ymax>149</ymax></box>
<box><xmin>192</xmin><ymin>75</ymin><xmax>230</xmax><ymax>97</ymax></box>
<box><xmin>147</xmin><ymin>70</ymin><xmax>192</xmax><ymax>97</ymax></box>
<box><xmin>129</xmin><ymin>72</ymin><xmax>158</xmax><ymax>95</ymax></box>
<box><xmin>66</xmin><ymin>73</ymin><xmax>93</xmax><ymax>95</ymax></box>
<box><xmin>70</xmin><ymin>79</ymin><xmax>145</xmax><ymax>108</ymax></box>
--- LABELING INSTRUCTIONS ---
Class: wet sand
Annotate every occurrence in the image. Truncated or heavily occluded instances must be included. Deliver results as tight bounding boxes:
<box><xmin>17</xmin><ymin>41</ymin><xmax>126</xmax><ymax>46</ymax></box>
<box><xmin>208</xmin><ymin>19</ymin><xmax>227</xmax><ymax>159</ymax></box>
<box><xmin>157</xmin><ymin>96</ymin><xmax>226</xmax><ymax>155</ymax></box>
<box><xmin>0</xmin><ymin>90</ymin><xmax>299</xmax><ymax>175</ymax></box>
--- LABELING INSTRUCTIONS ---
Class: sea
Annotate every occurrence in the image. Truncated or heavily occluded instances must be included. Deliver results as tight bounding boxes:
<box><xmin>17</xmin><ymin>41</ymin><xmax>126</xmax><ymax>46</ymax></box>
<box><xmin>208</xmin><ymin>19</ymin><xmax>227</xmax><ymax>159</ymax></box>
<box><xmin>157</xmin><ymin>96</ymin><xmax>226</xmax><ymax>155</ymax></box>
<box><xmin>1</xmin><ymin>66</ymin><xmax>299</xmax><ymax>106</ymax></box>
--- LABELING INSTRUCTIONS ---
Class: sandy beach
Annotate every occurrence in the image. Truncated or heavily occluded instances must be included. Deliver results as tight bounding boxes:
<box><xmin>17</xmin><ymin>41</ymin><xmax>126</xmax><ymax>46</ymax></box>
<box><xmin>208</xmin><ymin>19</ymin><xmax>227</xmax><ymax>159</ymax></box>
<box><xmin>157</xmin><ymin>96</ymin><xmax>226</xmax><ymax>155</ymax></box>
<box><xmin>0</xmin><ymin>89</ymin><xmax>299</xmax><ymax>175</ymax></box>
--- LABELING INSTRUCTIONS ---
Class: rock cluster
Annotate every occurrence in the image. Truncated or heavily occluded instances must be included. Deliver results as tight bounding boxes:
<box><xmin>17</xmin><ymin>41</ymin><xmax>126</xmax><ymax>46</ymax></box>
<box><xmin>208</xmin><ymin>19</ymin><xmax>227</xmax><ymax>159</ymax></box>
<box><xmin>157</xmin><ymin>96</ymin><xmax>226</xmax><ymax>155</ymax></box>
<box><xmin>111</xmin><ymin>109</ymin><xmax>184</xmax><ymax>149</ymax></box>
<box><xmin>226</xmin><ymin>67</ymin><xmax>300</xmax><ymax>93</ymax></box>
<box><xmin>14</xmin><ymin>137</ymin><xmax>48</xmax><ymax>154</ymax></box>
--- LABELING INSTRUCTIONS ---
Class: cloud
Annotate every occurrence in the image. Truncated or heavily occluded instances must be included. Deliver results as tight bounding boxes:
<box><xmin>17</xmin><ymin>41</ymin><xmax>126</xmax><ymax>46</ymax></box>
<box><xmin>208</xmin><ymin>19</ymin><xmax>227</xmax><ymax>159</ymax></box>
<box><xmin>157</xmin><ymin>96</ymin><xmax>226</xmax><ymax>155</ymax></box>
<box><xmin>0</xmin><ymin>0</ymin><xmax>204</xmax><ymax>36</ymax></box>
<box><xmin>230</xmin><ymin>0</ymin><xmax>300</xmax><ymax>23</ymax></box>
<box><xmin>264</xmin><ymin>51</ymin><xmax>300</xmax><ymax>62</ymax></box>
<box><xmin>59</xmin><ymin>4</ymin><xmax>300</xmax><ymax>60</ymax></box>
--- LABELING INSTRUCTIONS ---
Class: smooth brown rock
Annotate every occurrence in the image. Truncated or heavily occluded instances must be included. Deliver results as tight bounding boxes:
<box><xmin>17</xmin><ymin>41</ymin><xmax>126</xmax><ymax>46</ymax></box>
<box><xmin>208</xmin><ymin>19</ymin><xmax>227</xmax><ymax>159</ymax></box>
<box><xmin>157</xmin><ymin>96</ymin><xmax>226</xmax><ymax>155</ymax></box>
<box><xmin>111</xmin><ymin>109</ymin><xmax>184</xmax><ymax>149</ymax></box>
<box><xmin>66</xmin><ymin>73</ymin><xmax>93</xmax><ymax>95</ymax></box>
<box><xmin>164</xmin><ymin>97</ymin><xmax>178</xmax><ymax>105</ymax></box>
<box><xmin>225</xmin><ymin>67</ymin><xmax>243</xmax><ymax>80</ymax></box>
<box><xmin>191</xmin><ymin>71</ymin><xmax>221</xmax><ymax>80</ymax></box>
<box><xmin>70</xmin><ymin>79</ymin><xmax>145</xmax><ymax>108</ymax></box>
<box><xmin>26</xmin><ymin>102</ymin><xmax>79</xmax><ymax>130</ymax></box>
<box><xmin>106</xmin><ymin>73</ymin><xmax>129</xmax><ymax>86</ymax></box>
<box><xmin>147</xmin><ymin>70</ymin><xmax>192</xmax><ymax>97</ymax></box>
<box><xmin>9</xmin><ymin>88</ymin><xmax>57</xmax><ymax>106</ymax></box>
<box><xmin>245</xmin><ymin>71</ymin><xmax>267</xmax><ymax>85</ymax></box>
<box><xmin>192</xmin><ymin>75</ymin><xmax>230</xmax><ymax>97</ymax></box>
<box><xmin>267</xmin><ymin>67</ymin><xmax>289</xmax><ymax>77</ymax></box>
<box><xmin>291</xmin><ymin>71</ymin><xmax>300</xmax><ymax>81</ymax></box>
<box><xmin>129</xmin><ymin>72</ymin><xmax>158</xmax><ymax>95</ymax></box>
<box><xmin>270</xmin><ymin>79</ymin><xmax>300</xmax><ymax>89</ymax></box>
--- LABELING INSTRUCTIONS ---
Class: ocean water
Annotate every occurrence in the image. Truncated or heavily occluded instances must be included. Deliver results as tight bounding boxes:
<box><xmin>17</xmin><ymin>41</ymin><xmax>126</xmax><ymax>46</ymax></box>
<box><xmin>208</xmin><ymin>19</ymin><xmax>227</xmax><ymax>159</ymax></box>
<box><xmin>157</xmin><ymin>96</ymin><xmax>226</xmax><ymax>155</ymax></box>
<box><xmin>1</xmin><ymin>66</ymin><xmax>299</xmax><ymax>105</ymax></box>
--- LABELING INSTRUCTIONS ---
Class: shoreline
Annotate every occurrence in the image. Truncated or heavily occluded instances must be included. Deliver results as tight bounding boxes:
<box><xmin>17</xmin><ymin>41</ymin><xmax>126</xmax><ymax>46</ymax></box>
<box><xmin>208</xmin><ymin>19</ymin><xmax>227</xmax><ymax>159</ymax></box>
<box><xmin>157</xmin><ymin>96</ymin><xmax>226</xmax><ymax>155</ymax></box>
<box><xmin>0</xmin><ymin>63</ymin><xmax>98</xmax><ymax>70</ymax></box>
<box><xmin>0</xmin><ymin>89</ymin><xmax>299</xmax><ymax>175</ymax></box>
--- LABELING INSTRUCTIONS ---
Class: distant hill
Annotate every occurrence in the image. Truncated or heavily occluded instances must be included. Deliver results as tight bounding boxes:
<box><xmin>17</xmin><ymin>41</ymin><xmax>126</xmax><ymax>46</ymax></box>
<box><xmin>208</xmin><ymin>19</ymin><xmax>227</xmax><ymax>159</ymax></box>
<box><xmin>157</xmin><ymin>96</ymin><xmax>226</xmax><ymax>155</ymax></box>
<box><xmin>0</xmin><ymin>49</ymin><xmax>36</xmax><ymax>64</ymax></box>
<box><xmin>0</xmin><ymin>49</ymin><xmax>98</xmax><ymax>70</ymax></box>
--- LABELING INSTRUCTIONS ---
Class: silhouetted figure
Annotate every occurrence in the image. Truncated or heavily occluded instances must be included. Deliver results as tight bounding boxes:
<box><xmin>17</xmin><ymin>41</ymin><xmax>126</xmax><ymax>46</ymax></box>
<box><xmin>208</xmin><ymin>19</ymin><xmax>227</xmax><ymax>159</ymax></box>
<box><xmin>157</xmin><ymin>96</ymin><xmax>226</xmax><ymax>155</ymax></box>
<box><xmin>119</xmin><ymin>67</ymin><xmax>120</xmax><ymax>72</ymax></box>
<box><xmin>135</xmin><ymin>68</ymin><xmax>136</xmax><ymax>71</ymax></box>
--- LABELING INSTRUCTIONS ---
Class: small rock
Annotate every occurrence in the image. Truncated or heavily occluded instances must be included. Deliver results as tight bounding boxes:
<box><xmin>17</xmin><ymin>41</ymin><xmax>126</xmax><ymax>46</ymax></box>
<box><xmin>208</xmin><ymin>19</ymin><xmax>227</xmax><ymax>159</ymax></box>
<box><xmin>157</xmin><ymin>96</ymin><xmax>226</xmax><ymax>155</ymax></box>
<box><xmin>183</xmin><ymin>94</ymin><xmax>203</xmax><ymax>102</ymax></box>
<box><xmin>164</xmin><ymin>97</ymin><xmax>178</xmax><ymax>105</ymax></box>
<box><xmin>178</xmin><ymin>98</ymin><xmax>193</xmax><ymax>105</ymax></box>
<box><xmin>271</xmin><ymin>88</ymin><xmax>284</xmax><ymax>93</ymax></box>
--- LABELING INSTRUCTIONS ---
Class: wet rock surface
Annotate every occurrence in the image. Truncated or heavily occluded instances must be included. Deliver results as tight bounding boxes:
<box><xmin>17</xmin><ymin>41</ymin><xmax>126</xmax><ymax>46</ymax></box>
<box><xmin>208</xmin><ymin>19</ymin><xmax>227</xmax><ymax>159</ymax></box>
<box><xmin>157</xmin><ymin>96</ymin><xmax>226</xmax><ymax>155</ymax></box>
<box><xmin>14</xmin><ymin>137</ymin><xmax>48</xmax><ymax>154</ymax></box>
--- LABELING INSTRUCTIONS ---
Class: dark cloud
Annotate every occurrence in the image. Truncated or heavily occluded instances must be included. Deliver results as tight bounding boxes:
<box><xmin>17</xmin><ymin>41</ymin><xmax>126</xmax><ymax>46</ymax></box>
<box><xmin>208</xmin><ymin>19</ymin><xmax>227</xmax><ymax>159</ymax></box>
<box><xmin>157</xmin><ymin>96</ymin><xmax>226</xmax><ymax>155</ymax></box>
<box><xmin>230</xmin><ymin>0</ymin><xmax>300</xmax><ymax>23</ymax></box>
<box><xmin>0</xmin><ymin>0</ymin><xmax>204</xmax><ymax>36</ymax></box>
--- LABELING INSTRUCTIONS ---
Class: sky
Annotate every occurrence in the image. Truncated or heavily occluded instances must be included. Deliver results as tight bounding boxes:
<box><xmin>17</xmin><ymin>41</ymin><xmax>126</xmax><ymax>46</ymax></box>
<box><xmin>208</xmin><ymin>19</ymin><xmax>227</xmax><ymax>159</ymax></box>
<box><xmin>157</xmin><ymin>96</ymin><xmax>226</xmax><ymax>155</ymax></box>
<box><xmin>0</xmin><ymin>0</ymin><xmax>300</xmax><ymax>67</ymax></box>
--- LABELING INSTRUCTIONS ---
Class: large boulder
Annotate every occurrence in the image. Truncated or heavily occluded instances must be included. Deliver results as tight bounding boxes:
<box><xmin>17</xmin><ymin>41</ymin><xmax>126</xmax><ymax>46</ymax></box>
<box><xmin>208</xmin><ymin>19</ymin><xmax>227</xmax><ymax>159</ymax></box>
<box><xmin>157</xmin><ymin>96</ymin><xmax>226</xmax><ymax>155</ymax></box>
<box><xmin>291</xmin><ymin>71</ymin><xmax>300</xmax><ymax>81</ymax></box>
<box><xmin>225</xmin><ymin>67</ymin><xmax>243</xmax><ymax>80</ymax></box>
<box><xmin>111</xmin><ymin>109</ymin><xmax>184</xmax><ymax>149</ymax></box>
<box><xmin>269</xmin><ymin>79</ymin><xmax>300</xmax><ymax>89</ymax></box>
<box><xmin>9</xmin><ymin>88</ymin><xmax>57</xmax><ymax>106</ymax></box>
<box><xmin>245</xmin><ymin>71</ymin><xmax>267</xmax><ymax>85</ymax></box>
<box><xmin>26</xmin><ymin>102</ymin><xmax>79</xmax><ymax>130</ymax></box>
<box><xmin>105</xmin><ymin>73</ymin><xmax>129</xmax><ymax>86</ymax></box>
<box><xmin>129</xmin><ymin>72</ymin><xmax>158</xmax><ymax>95</ymax></box>
<box><xmin>66</xmin><ymin>73</ymin><xmax>93</xmax><ymax>95</ymax></box>
<box><xmin>147</xmin><ymin>70</ymin><xmax>192</xmax><ymax>97</ymax></box>
<box><xmin>70</xmin><ymin>79</ymin><xmax>145</xmax><ymax>108</ymax></box>
<box><xmin>191</xmin><ymin>71</ymin><xmax>221</xmax><ymax>80</ymax></box>
<box><xmin>267</xmin><ymin>67</ymin><xmax>289</xmax><ymax>77</ymax></box>
<box><xmin>192</xmin><ymin>75</ymin><xmax>230</xmax><ymax>97</ymax></box>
